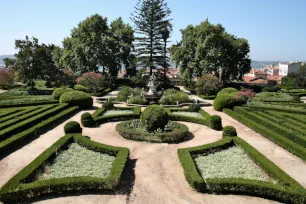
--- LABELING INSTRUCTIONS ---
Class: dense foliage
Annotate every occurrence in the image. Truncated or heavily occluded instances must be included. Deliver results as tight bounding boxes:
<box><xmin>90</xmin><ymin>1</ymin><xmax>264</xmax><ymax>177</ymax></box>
<box><xmin>102</xmin><ymin>101</ymin><xmax>114</xmax><ymax>110</ymax></box>
<box><xmin>209</xmin><ymin>115</ymin><xmax>222</xmax><ymax>131</ymax></box>
<box><xmin>159</xmin><ymin>89</ymin><xmax>190</xmax><ymax>105</ymax></box>
<box><xmin>188</xmin><ymin>104</ymin><xmax>201</xmax><ymax>112</ymax></box>
<box><xmin>222</xmin><ymin>126</ymin><xmax>237</xmax><ymax>137</ymax></box>
<box><xmin>59</xmin><ymin>91</ymin><xmax>93</xmax><ymax>109</ymax></box>
<box><xmin>281</xmin><ymin>77</ymin><xmax>297</xmax><ymax>90</ymax></box>
<box><xmin>81</xmin><ymin>112</ymin><xmax>95</xmax><ymax>127</ymax></box>
<box><xmin>0</xmin><ymin>69</ymin><xmax>14</xmax><ymax>87</ymax></box>
<box><xmin>196</xmin><ymin>75</ymin><xmax>221</xmax><ymax>96</ymax></box>
<box><xmin>52</xmin><ymin>88</ymin><xmax>74</xmax><ymax>100</ymax></box>
<box><xmin>64</xmin><ymin>121</ymin><xmax>82</xmax><ymax>134</ymax></box>
<box><xmin>73</xmin><ymin>84</ymin><xmax>88</xmax><ymax>92</ymax></box>
<box><xmin>76</xmin><ymin>72</ymin><xmax>105</xmax><ymax>93</ymax></box>
<box><xmin>140</xmin><ymin>105</ymin><xmax>169</xmax><ymax>132</ymax></box>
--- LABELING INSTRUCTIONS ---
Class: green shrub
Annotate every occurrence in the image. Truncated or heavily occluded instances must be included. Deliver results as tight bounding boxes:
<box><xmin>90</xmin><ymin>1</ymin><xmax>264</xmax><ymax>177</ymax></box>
<box><xmin>59</xmin><ymin>91</ymin><xmax>93</xmax><ymax>109</ymax></box>
<box><xmin>26</xmin><ymin>81</ymin><xmax>36</xmax><ymax>87</ymax></box>
<box><xmin>281</xmin><ymin>77</ymin><xmax>297</xmax><ymax>90</ymax></box>
<box><xmin>159</xmin><ymin>92</ymin><xmax>190</xmax><ymax>105</ymax></box>
<box><xmin>163</xmin><ymin>88</ymin><xmax>179</xmax><ymax>95</ymax></box>
<box><xmin>64</xmin><ymin>121</ymin><xmax>82</xmax><ymax>134</ymax></box>
<box><xmin>81</xmin><ymin>112</ymin><xmax>95</xmax><ymax>127</ymax></box>
<box><xmin>210</xmin><ymin>115</ymin><xmax>222</xmax><ymax>130</ymax></box>
<box><xmin>188</xmin><ymin>104</ymin><xmax>201</xmax><ymax>112</ymax></box>
<box><xmin>140</xmin><ymin>105</ymin><xmax>169</xmax><ymax>132</ymax></box>
<box><xmin>52</xmin><ymin>88</ymin><xmax>74</xmax><ymax>100</ymax></box>
<box><xmin>117</xmin><ymin>86</ymin><xmax>132</xmax><ymax>102</ymax></box>
<box><xmin>196</xmin><ymin>75</ymin><xmax>221</xmax><ymax>95</ymax></box>
<box><xmin>74</xmin><ymin>85</ymin><xmax>88</xmax><ymax>92</ymax></box>
<box><xmin>217</xmin><ymin>87</ymin><xmax>238</xmax><ymax>96</ymax></box>
<box><xmin>262</xmin><ymin>86</ymin><xmax>280</xmax><ymax>92</ymax></box>
<box><xmin>223</xmin><ymin>126</ymin><xmax>237</xmax><ymax>137</ymax></box>
<box><xmin>127</xmin><ymin>96</ymin><xmax>148</xmax><ymax>105</ymax></box>
<box><xmin>102</xmin><ymin>101</ymin><xmax>114</xmax><ymax>110</ymax></box>
<box><xmin>213</xmin><ymin>94</ymin><xmax>236</xmax><ymax>111</ymax></box>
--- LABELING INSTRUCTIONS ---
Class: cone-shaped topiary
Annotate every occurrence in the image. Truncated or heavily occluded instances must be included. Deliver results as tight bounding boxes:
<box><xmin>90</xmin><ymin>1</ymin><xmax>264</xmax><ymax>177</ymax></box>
<box><xmin>210</xmin><ymin>115</ymin><xmax>222</xmax><ymax>130</ymax></box>
<box><xmin>222</xmin><ymin>126</ymin><xmax>237</xmax><ymax>137</ymax></box>
<box><xmin>64</xmin><ymin>121</ymin><xmax>82</xmax><ymax>134</ymax></box>
<box><xmin>60</xmin><ymin>91</ymin><xmax>93</xmax><ymax>109</ymax></box>
<box><xmin>52</xmin><ymin>88</ymin><xmax>74</xmax><ymax>100</ymax></box>
<box><xmin>81</xmin><ymin>112</ymin><xmax>95</xmax><ymax>127</ymax></box>
<box><xmin>140</xmin><ymin>105</ymin><xmax>169</xmax><ymax>132</ymax></box>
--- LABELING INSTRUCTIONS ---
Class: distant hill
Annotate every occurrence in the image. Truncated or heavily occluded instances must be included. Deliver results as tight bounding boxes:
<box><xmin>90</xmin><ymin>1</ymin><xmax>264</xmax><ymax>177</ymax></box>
<box><xmin>251</xmin><ymin>60</ymin><xmax>280</xmax><ymax>69</ymax></box>
<box><xmin>0</xmin><ymin>55</ymin><xmax>14</xmax><ymax>66</ymax></box>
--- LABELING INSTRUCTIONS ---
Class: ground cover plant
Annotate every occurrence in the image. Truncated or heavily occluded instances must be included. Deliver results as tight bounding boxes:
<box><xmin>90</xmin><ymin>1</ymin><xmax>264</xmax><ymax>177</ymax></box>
<box><xmin>252</xmin><ymin>92</ymin><xmax>297</xmax><ymax>102</ymax></box>
<box><xmin>159</xmin><ymin>88</ymin><xmax>190</xmax><ymax>105</ymax></box>
<box><xmin>178</xmin><ymin>136</ymin><xmax>306</xmax><ymax>203</ymax></box>
<box><xmin>103</xmin><ymin>110</ymin><xmax>134</xmax><ymax>117</ymax></box>
<box><xmin>224</xmin><ymin>106</ymin><xmax>306</xmax><ymax>161</ymax></box>
<box><xmin>0</xmin><ymin>134</ymin><xmax>129</xmax><ymax>202</ymax></box>
<box><xmin>0</xmin><ymin>104</ymin><xmax>79</xmax><ymax>155</ymax></box>
<box><xmin>38</xmin><ymin>143</ymin><xmax>115</xmax><ymax>180</ymax></box>
<box><xmin>172</xmin><ymin>111</ymin><xmax>204</xmax><ymax>118</ymax></box>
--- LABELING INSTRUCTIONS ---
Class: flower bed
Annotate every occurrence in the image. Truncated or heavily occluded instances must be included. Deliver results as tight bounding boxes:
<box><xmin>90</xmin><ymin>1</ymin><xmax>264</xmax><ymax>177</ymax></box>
<box><xmin>92</xmin><ymin>106</ymin><xmax>141</xmax><ymax>124</ymax></box>
<box><xmin>0</xmin><ymin>134</ymin><xmax>129</xmax><ymax>202</ymax></box>
<box><xmin>116</xmin><ymin>119</ymin><xmax>189</xmax><ymax>143</ymax></box>
<box><xmin>178</xmin><ymin>137</ymin><xmax>306</xmax><ymax>203</ymax></box>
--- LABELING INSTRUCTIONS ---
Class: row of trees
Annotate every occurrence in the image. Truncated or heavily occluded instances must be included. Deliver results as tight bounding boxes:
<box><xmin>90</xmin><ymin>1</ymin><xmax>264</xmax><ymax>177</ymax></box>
<box><xmin>3</xmin><ymin>0</ymin><xmax>251</xmax><ymax>89</ymax></box>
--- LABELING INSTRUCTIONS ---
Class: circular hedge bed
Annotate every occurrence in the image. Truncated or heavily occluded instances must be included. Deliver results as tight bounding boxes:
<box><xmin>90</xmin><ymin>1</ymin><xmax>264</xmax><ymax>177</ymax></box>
<box><xmin>59</xmin><ymin>91</ymin><xmax>93</xmax><ymax>109</ymax></box>
<box><xmin>116</xmin><ymin>120</ymin><xmax>189</xmax><ymax>143</ymax></box>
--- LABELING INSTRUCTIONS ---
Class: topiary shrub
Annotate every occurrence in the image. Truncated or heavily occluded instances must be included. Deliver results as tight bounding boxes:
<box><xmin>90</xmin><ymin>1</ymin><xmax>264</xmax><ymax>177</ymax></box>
<box><xmin>188</xmin><ymin>104</ymin><xmax>201</xmax><ymax>112</ymax></box>
<box><xmin>127</xmin><ymin>96</ymin><xmax>148</xmax><ymax>105</ymax></box>
<box><xmin>52</xmin><ymin>88</ymin><xmax>74</xmax><ymax>100</ymax></box>
<box><xmin>74</xmin><ymin>84</ymin><xmax>88</xmax><ymax>92</ymax></box>
<box><xmin>209</xmin><ymin>115</ymin><xmax>222</xmax><ymax>130</ymax></box>
<box><xmin>64</xmin><ymin>121</ymin><xmax>82</xmax><ymax>134</ymax></box>
<box><xmin>26</xmin><ymin>81</ymin><xmax>36</xmax><ymax>87</ymax></box>
<box><xmin>213</xmin><ymin>94</ymin><xmax>236</xmax><ymax>111</ymax></box>
<box><xmin>59</xmin><ymin>91</ymin><xmax>93</xmax><ymax>109</ymax></box>
<box><xmin>102</xmin><ymin>101</ymin><xmax>114</xmax><ymax>110</ymax></box>
<box><xmin>217</xmin><ymin>87</ymin><xmax>238</xmax><ymax>96</ymax></box>
<box><xmin>222</xmin><ymin>126</ymin><xmax>237</xmax><ymax>137</ymax></box>
<box><xmin>81</xmin><ymin>112</ymin><xmax>95</xmax><ymax>127</ymax></box>
<box><xmin>140</xmin><ymin>105</ymin><xmax>169</xmax><ymax>132</ymax></box>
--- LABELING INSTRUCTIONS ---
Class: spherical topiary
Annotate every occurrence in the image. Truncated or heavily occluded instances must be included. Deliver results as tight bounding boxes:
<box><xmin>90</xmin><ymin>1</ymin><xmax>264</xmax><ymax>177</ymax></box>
<box><xmin>59</xmin><ymin>91</ymin><xmax>93</xmax><ymax>109</ymax></box>
<box><xmin>213</xmin><ymin>94</ymin><xmax>236</xmax><ymax>111</ymax></box>
<box><xmin>102</xmin><ymin>101</ymin><xmax>114</xmax><ymax>110</ymax></box>
<box><xmin>74</xmin><ymin>84</ymin><xmax>88</xmax><ymax>92</ymax></box>
<box><xmin>140</xmin><ymin>105</ymin><xmax>169</xmax><ymax>132</ymax></box>
<box><xmin>209</xmin><ymin>115</ymin><xmax>222</xmax><ymax>131</ymax></box>
<box><xmin>81</xmin><ymin>112</ymin><xmax>95</xmax><ymax>127</ymax></box>
<box><xmin>52</xmin><ymin>88</ymin><xmax>74</xmax><ymax>100</ymax></box>
<box><xmin>64</xmin><ymin>121</ymin><xmax>82</xmax><ymax>134</ymax></box>
<box><xmin>222</xmin><ymin>126</ymin><xmax>237</xmax><ymax>137</ymax></box>
<box><xmin>188</xmin><ymin>104</ymin><xmax>201</xmax><ymax>112</ymax></box>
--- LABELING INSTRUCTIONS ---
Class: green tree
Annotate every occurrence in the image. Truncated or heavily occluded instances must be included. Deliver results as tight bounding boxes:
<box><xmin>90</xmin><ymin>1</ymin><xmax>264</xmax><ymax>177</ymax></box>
<box><xmin>170</xmin><ymin>20</ymin><xmax>251</xmax><ymax>84</ymax></box>
<box><xmin>281</xmin><ymin>77</ymin><xmax>297</xmax><ymax>90</ymax></box>
<box><xmin>3</xmin><ymin>58</ymin><xmax>16</xmax><ymax>68</ymax></box>
<box><xmin>14</xmin><ymin>36</ymin><xmax>43</xmax><ymax>87</ymax></box>
<box><xmin>131</xmin><ymin>0</ymin><xmax>172</xmax><ymax>75</ymax></box>
<box><xmin>288</xmin><ymin>63</ymin><xmax>306</xmax><ymax>88</ymax></box>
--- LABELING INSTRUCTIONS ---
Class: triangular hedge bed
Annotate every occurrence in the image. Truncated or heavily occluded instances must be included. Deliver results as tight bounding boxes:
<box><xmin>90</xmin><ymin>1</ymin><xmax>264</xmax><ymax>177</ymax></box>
<box><xmin>178</xmin><ymin>136</ymin><xmax>306</xmax><ymax>203</ymax></box>
<box><xmin>0</xmin><ymin>134</ymin><xmax>129</xmax><ymax>202</ymax></box>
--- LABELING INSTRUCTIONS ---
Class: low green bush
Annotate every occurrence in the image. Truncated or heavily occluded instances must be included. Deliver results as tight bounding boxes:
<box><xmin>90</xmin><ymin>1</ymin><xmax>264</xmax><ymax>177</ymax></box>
<box><xmin>81</xmin><ymin>112</ymin><xmax>95</xmax><ymax>127</ymax></box>
<box><xmin>140</xmin><ymin>105</ymin><xmax>169</xmax><ymax>132</ymax></box>
<box><xmin>209</xmin><ymin>115</ymin><xmax>222</xmax><ymax>131</ymax></box>
<box><xmin>60</xmin><ymin>91</ymin><xmax>93</xmax><ymax>109</ymax></box>
<box><xmin>127</xmin><ymin>96</ymin><xmax>148</xmax><ymax>105</ymax></box>
<box><xmin>213</xmin><ymin>94</ymin><xmax>236</xmax><ymax>111</ymax></box>
<box><xmin>117</xmin><ymin>86</ymin><xmax>132</xmax><ymax>102</ymax></box>
<box><xmin>188</xmin><ymin>104</ymin><xmax>201</xmax><ymax>112</ymax></box>
<box><xmin>52</xmin><ymin>88</ymin><xmax>74</xmax><ymax>100</ymax></box>
<box><xmin>0</xmin><ymin>134</ymin><xmax>129</xmax><ymax>202</ymax></box>
<box><xmin>64</xmin><ymin>121</ymin><xmax>82</xmax><ymax>134</ymax></box>
<box><xmin>74</xmin><ymin>85</ymin><xmax>88</xmax><ymax>92</ymax></box>
<box><xmin>222</xmin><ymin>126</ymin><xmax>237</xmax><ymax>137</ymax></box>
<box><xmin>217</xmin><ymin>87</ymin><xmax>238</xmax><ymax>96</ymax></box>
<box><xmin>262</xmin><ymin>86</ymin><xmax>280</xmax><ymax>92</ymax></box>
<box><xmin>93</xmin><ymin>107</ymin><xmax>141</xmax><ymax>124</ymax></box>
<box><xmin>159</xmin><ymin>91</ymin><xmax>190</xmax><ymax>105</ymax></box>
<box><xmin>102</xmin><ymin>101</ymin><xmax>114</xmax><ymax>110</ymax></box>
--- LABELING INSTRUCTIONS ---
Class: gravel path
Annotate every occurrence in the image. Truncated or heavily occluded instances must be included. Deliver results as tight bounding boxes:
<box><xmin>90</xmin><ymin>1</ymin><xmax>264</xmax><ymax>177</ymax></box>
<box><xmin>1</xmin><ymin>90</ymin><xmax>305</xmax><ymax>203</ymax></box>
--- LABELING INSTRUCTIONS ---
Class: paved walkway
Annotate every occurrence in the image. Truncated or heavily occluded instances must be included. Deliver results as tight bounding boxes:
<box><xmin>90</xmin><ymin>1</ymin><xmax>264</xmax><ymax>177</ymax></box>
<box><xmin>1</xmin><ymin>90</ymin><xmax>305</xmax><ymax>203</ymax></box>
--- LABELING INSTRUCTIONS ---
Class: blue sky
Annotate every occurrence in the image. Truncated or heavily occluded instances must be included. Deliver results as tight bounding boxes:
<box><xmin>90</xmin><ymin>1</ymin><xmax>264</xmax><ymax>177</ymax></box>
<box><xmin>1</xmin><ymin>0</ymin><xmax>306</xmax><ymax>61</ymax></box>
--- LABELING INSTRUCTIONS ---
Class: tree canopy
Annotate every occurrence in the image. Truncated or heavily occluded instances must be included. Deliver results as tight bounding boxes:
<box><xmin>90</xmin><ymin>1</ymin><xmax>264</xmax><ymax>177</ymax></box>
<box><xmin>170</xmin><ymin>19</ymin><xmax>251</xmax><ymax>84</ymax></box>
<box><xmin>131</xmin><ymin>0</ymin><xmax>172</xmax><ymax>75</ymax></box>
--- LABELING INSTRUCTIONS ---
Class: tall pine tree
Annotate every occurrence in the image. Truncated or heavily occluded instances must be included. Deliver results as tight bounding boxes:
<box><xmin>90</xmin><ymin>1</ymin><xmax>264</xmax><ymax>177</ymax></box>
<box><xmin>131</xmin><ymin>0</ymin><xmax>172</xmax><ymax>75</ymax></box>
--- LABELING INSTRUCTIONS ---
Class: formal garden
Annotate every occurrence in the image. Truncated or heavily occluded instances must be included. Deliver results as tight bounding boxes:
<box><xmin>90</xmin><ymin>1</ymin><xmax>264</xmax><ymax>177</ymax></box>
<box><xmin>1</xmin><ymin>0</ymin><xmax>306</xmax><ymax>203</ymax></box>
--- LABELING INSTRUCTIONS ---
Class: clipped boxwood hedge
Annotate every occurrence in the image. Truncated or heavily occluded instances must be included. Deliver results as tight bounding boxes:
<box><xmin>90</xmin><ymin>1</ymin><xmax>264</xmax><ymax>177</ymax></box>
<box><xmin>222</xmin><ymin>126</ymin><xmax>237</xmax><ymax>137</ymax></box>
<box><xmin>178</xmin><ymin>137</ymin><xmax>306</xmax><ymax>203</ymax></box>
<box><xmin>93</xmin><ymin>106</ymin><xmax>141</xmax><ymax>124</ymax></box>
<box><xmin>0</xmin><ymin>134</ymin><xmax>129</xmax><ymax>202</ymax></box>
<box><xmin>74</xmin><ymin>84</ymin><xmax>88</xmax><ymax>92</ymax></box>
<box><xmin>52</xmin><ymin>88</ymin><xmax>74</xmax><ymax>100</ymax></box>
<box><xmin>116</xmin><ymin>120</ymin><xmax>189</xmax><ymax>143</ymax></box>
<box><xmin>81</xmin><ymin>112</ymin><xmax>95</xmax><ymax>127</ymax></box>
<box><xmin>64</xmin><ymin>121</ymin><xmax>82</xmax><ymax>134</ymax></box>
<box><xmin>59</xmin><ymin>91</ymin><xmax>93</xmax><ymax>109</ymax></box>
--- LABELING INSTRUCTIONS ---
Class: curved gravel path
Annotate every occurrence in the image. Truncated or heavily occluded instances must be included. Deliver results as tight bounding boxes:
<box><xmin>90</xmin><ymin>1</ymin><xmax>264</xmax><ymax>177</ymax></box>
<box><xmin>1</xmin><ymin>90</ymin><xmax>305</xmax><ymax>203</ymax></box>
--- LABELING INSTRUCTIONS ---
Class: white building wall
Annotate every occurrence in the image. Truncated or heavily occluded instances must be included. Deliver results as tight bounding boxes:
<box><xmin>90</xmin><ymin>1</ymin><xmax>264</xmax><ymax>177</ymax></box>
<box><xmin>279</xmin><ymin>64</ymin><xmax>288</xmax><ymax>76</ymax></box>
<box><xmin>288</xmin><ymin>63</ymin><xmax>301</xmax><ymax>74</ymax></box>
<box><xmin>279</xmin><ymin>62</ymin><xmax>302</xmax><ymax>76</ymax></box>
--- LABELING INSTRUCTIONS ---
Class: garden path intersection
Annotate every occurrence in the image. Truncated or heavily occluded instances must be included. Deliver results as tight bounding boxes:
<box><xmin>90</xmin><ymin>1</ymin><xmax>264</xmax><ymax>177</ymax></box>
<box><xmin>0</xmin><ymin>90</ymin><xmax>305</xmax><ymax>204</ymax></box>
